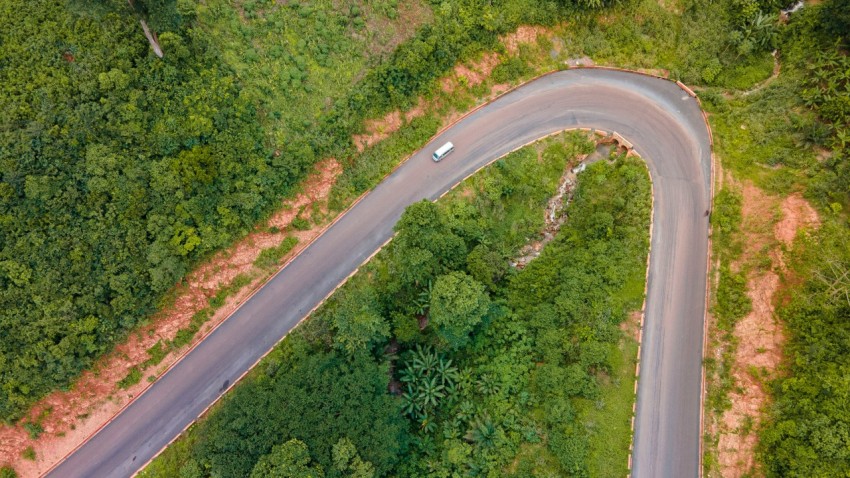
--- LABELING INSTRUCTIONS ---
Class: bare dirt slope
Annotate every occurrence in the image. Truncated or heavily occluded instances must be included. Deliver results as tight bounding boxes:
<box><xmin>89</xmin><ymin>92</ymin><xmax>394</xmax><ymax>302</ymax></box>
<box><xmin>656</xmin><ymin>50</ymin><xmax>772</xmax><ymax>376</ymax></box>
<box><xmin>715</xmin><ymin>182</ymin><xmax>818</xmax><ymax>478</ymax></box>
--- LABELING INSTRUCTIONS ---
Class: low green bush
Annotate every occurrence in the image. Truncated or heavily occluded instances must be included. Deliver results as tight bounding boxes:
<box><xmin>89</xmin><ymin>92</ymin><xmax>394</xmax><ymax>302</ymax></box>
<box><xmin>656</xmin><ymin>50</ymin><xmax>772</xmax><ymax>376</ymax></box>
<box><xmin>254</xmin><ymin>237</ymin><xmax>299</xmax><ymax>270</ymax></box>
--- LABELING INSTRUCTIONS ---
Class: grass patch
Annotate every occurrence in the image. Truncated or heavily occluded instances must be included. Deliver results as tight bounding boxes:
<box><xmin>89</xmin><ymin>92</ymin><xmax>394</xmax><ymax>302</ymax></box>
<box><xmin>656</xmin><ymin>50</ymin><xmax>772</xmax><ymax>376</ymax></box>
<box><xmin>195</xmin><ymin>0</ymin><xmax>432</xmax><ymax>148</ymax></box>
<box><xmin>0</xmin><ymin>465</ymin><xmax>18</xmax><ymax>478</ymax></box>
<box><xmin>118</xmin><ymin>367</ymin><xmax>142</xmax><ymax>390</ymax></box>
<box><xmin>22</xmin><ymin>421</ymin><xmax>43</xmax><ymax>440</ymax></box>
<box><xmin>289</xmin><ymin>217</ymin><xmax>311</xmax><ymax>231</ymax></box>
<box><xmin>579</xmin><ymin>336</ymin><xmax>639</xmax><ymax>478</ymax></box>
<box><xmin>142</xmin><ymin>341</ymin><xmax>168</xmax><ymax>369</ymax></box>
<box><xmin>20</xmin><ymin>447</ymin><xmax>35</xmax><ymax>461</ymax></box>
<box><xmin>706</xmin><ymin>73</ymin><xmax>817</xmax><ymax>190</ymax></box>
<box><xmin>254</xmin><ymin>237</ymin><xmax>300</xmax><ymax>270</ymax></box>
<box><xmin>208</xmin><ymin>274</ymin><xmax>254</xmax><ymax>310</ymax></box>
<box><xmin>138</xmin><ymin>429</ymin><xmax>200</xmax><ymax>478</ymax></box>
<box><xmin>714</xmin><ymin>51</ymin><xmax>775</xmax><ymax>91</ymax></box>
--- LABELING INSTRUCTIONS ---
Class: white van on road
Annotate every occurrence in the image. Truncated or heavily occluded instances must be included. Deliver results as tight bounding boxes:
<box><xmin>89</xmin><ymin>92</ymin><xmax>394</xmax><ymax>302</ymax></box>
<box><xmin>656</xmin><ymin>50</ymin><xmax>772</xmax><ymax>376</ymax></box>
<box><xmin>432</xmin><ymin>141</ymin><xmax>454</xmax><ymax>162</ymax></box>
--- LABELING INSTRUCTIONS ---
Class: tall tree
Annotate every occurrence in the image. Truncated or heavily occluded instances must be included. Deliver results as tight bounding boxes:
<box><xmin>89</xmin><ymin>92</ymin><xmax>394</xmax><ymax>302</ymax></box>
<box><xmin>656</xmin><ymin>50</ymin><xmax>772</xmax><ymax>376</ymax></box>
<box><xmin>429</xmin><ymin>271</ymin><xmax>490</xmax><ymax>349</ymax></box>
<box><xmin>250</xmin><ymin>439</ymin><xmax>325</xmax><ymax>478</ymax></box>
<box><xmin>329</xmin><ymin>285</ymin><xmax>390</xmax><ymax>356</ymax></box>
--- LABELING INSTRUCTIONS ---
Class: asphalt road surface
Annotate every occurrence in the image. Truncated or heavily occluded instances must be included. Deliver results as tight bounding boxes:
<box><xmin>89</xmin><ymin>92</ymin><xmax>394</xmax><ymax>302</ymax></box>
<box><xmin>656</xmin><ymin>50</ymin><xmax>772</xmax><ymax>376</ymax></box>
<box><xmin>46</xmin><ymin>69</ymin><xmax>711</xmax><ymax>478</ymax></box>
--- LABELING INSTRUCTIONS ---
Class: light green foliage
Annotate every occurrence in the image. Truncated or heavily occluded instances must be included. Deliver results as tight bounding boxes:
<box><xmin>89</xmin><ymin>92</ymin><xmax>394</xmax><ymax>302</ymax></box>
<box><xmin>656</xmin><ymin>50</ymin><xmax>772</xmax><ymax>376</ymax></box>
<box><xmin>328</xmin><ymin>282</ymin><xmax>390</xmax><ymax>355</ymax></box>
<box><xmin>707</xmin><ymin>73</ymin><xmax>816</xmax><ymax>189</ymax></box>
<box><xmin>195</xmin><ymin>0</ymin><xmax>431</xmax><ymax>157</ymax></box>
<box><xmin>331</xmin><ymin>438</ymin><xmax>375</xmax><ymax>478</ymax></box>
<box><xmin>254</xmin><ymin>237</ymin><xmax>299</xmax><ymax>270</ymax></box>
<box><xmin>546</xmin><ymin>0</ymin><xmax>780</xmax><ymax>89</ymax></box>
<box><xmin>429</xmin><ymin>271</ymin><xmax>490</xmax><ymax>349</ymax></box>
<box><xmin>250</xmin><ymin>439</ymin><xmax>325</xmax><ymax>478</ymax></box>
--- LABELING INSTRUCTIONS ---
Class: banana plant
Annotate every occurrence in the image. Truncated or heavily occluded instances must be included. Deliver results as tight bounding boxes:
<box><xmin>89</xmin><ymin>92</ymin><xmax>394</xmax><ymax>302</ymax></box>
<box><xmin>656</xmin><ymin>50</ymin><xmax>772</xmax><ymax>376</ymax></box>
<box><xmin>399</xmin><ymin>345</ymin><xmax>460</xmax><ymax>424</ymax></box>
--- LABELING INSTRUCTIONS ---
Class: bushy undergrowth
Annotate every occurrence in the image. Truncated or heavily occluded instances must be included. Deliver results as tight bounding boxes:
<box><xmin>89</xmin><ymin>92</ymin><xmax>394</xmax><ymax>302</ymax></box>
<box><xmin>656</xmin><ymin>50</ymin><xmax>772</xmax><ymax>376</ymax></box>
<box><xmin>759</xmin><ymin>226</ymin><xmax>850</xmax><ymax>477</ymax></box>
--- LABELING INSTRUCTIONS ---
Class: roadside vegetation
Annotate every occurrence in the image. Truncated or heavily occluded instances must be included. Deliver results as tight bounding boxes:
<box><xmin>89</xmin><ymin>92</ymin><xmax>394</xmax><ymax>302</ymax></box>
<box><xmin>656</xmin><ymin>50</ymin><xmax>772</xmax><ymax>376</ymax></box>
<box><xmin>140</xmin><ymin>132</ymin><xmax>652</xmax><ymax>477</ymax></box>
<box><xmin>750</xmin><ymin>5</ymin><xmax>850</xmax><ymax>477</ymax></box>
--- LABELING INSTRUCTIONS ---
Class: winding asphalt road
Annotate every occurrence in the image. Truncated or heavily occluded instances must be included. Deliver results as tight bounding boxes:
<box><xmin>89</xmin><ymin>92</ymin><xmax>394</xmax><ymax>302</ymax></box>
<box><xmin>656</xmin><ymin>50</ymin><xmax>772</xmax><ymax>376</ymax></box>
<box><xmin>45</xmin><ymin>69</ymin><xmax>711</xmax><ymax>478</ymax></box>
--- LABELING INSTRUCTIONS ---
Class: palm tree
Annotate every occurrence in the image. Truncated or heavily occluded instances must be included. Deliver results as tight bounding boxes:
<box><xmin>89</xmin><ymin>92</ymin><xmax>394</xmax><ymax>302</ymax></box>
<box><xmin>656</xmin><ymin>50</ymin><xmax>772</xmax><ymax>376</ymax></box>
<box><xmin>418</xmin><ymin>376</ymin><xmax>446</xmax><ymax>409</ymax></box>
<box><xmin>464</xmin><ymin>414</ymin><xmax>497</xmax><ymax>448</ymax></box>
<box><xmin>436</xmin><ymin>357</ymin><xmax>459</xmax><ymax>386</ymax></box>
<box><xmin>833</xmin><ymin>128</ymin><xmax>850</xmax><ymax>149</ymax></box>
<box><xmin>399</xmin><ymin>345</ymin><xmax>459</xmax><ymax>421</ymax></box>
<box><xmin>476</xmin><ymin>374</ymin><xmax>500</xmax><ymax>396</ymax></box>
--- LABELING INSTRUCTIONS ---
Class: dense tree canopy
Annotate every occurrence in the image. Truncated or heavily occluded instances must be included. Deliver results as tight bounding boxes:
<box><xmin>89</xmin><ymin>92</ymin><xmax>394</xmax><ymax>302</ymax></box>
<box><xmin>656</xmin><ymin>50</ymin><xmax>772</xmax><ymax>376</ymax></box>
<box><xmin>0</xmin><ymin>0</ymin><xmax>280</xmax><ymax>421</ymax></box>
<box><xmin>250</xmin><ymin>439</ymin><xmax>325</xmax><ymax>478</ymax></box>
<box><xmin>429</xmin><ymin>271</ymin><xmax>491</xmax><ymax>349</ymax></box>
<box><xmin>193</xmin><ymin>350</ymin><xmax>406</xmax><ymax>478</ymax></box>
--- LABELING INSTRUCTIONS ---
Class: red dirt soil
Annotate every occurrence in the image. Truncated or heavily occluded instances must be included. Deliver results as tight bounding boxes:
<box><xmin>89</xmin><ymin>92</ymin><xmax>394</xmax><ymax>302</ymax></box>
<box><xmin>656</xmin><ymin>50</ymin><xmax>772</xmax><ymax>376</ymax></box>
<box><xmin>501</xmin><ymin>25</ymin><xmax>548</xmax><ymax>55</ymax></box>
<box><xmin>0</xmin><ymin>158</ymin><xmax>343</xmax><ymax>477</ymax></box>
<box><xmin>440</xmin><ymin>52</ymin><xmax>501</xmax><ymax>93</ymax></box>
<box><xmin>352</xmin><ymin>98</ymin><xmax>427</xmax><ymax>152</ymax></box>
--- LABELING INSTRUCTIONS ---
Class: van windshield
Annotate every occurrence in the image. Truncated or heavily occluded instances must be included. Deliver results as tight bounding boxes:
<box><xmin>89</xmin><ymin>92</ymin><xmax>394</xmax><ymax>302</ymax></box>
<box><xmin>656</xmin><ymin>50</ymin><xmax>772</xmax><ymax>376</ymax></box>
<box><xmin>433</xmin><ymin>142</ymin><xmax>454</xmax><ymax>161</ymax></box>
